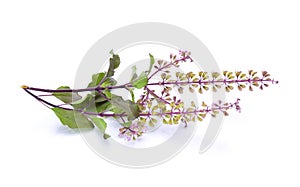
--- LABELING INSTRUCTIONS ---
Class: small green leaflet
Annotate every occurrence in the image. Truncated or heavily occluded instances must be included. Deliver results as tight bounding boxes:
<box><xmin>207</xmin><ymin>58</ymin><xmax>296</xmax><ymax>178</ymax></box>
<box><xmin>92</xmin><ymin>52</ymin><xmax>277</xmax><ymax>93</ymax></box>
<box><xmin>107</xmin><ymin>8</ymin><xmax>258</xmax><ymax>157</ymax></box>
<box><xmin>87</xmin><ymin>72</ymin><xmax>105</xmax><ymax>87</ymax></box>
<box><xmin>90</xmin><ymin>117</ymin><xmax>110</xmax><ymax>139</ymax></box>
<box><xmin>101</xmin><ymin>77</ymin><xmax>117</xmax><ymax>87</ymax></box>
<box><xmin>130</xmin><ymin>54</ymin><xmax>154</xmax><ymax>89</ymax></box>
<box><xmin>130</xmin><ymin>66</ymin><xmax>138</xmax><ymax>81</ymax></box>
<box><xmin>103</xmin><ymin>133</ymin><xmax>111</xmax><ymax>139</ymax></box>
<box><xmin>110</xmin><ymin>95</ymin><xmax>140</xmax><ymax>120</ymax></box>
<box><xmin>132</xmin><ymin>71</ymin><xmax>148</xmax><ymax>89</ymax></box>
<box><xmin>51</xmin><ymin>108</ymin><xmax>94</xmax><ymax>129</ymax></box>
<box><xmin>127</xmin><ymin>87</ymin><xmax>135</xmax><ymax>103</ymax></box>
<box><xmin>52</xmin><ymin>86</ymin><xmax>82</xmax><ymax>103</ymax></box>
<box><xmin>106</xmin><ymin>52</ymin><xmax>120</xmax><ymax>77</ymax></box>
<box><xmin>147</xmin><ymin>53</ymin><xmax>155</xmax><ymax>75</ymax></box>
<box><xmin>127</xmin><ymin>66</ymin><xmax>137</xmax><ymax>102</ymax></box>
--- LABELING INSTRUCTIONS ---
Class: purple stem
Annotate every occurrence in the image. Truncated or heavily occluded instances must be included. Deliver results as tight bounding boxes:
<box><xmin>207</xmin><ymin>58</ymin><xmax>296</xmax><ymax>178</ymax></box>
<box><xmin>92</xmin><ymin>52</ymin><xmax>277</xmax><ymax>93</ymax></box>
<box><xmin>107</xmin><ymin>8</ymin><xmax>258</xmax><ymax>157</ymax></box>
<box><xmin>24</xmin><ymin>87</ymin><xmax>239</xmax><ymax>119</ymax></box>
<box><xmin>147</xmin><ymin>56</ymin><xmax>190</xmax><ymax>80</ymax></box>
<box><xmin>88</xmin><ymin>99</ymin><xmax>239</xmax><ymax>118</ymax></box>
<box><xmin>23</xmin><ymin>89</ymin><xmax>73</xmax><ymax>111</ymax></box>
<box><xmin>147</xmin><ymin>78</ymin><xmax>277</xmax><ymax>86</ymax></box>
<box><xmin>24</xmin><ymin>86</ymin><xmax>95</xmax><ymax>93</ymax></box>
<box><xmin>145</xmin><ymin>87</ymin><xmax>170</xmax><ymax>105</ymax></box>
<box><xmin>23</xmin><ymin>77</ymin><xmax>277</xmax><ymax>94</ymax></box>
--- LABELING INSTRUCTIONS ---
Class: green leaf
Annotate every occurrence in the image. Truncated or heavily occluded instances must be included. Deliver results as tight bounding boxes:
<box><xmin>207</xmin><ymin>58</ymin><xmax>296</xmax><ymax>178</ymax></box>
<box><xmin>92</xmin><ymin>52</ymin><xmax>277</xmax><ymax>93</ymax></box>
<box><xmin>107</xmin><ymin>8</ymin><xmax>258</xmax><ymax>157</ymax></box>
<box><xmin>107</xmin><ymin>52</ymin><xmax>120</xmax><ymax>77</ymax></box>
<box><xmin>147</xmin><ymin>53</ymin><xmax>155</xmax><ymax>75</ymax></box>
<box><xmin>132</xmin><ymin>72</ymin><xmax>148</xmax><ymax>89</ymax></box>
<box><xmin>71</xmin><ymin>94</ymin><xmax>93</xmax><ymax>110</ymax></box>
<box><xmin>128</xmin><ymin>88</ymin><xmax>135</xmax><ymax>102</ymax></box>
<box><xmin>90</xmin><ymin>117</ymin><xmax>106</xmax><ymax>132</ymax></box>
<box><xmin>51</xmin><ymin>108</ymin><xmax>94</xmax><ymax>129</ymax></box>
<box><xmin>103</xmin><ymin>133</ymin><xmax>111</xmax><ymax>139</ymax></box>
<box><xmin>53</xmin><ymin>86</ymin><xmax>82</xmax><ymax>104</ymax></box>
<box><xmin>90</xmin><ymin>117</ymin><xmax>110</xmax><ymax>139</ymax></box>
<box><xmin>130</xmin><ymin>66</ymin><xmax>138</xmax><ymax>81</ymax></box>
<box><xmin>87</xmin><ymin>72</ymin><xmax>105</xmax><ymax>87</ymax></box>
<box><xmin>72</xmin><ymin>91</ymin><xmax>110</xmax><ymax>112</ymax></box>
<box><xmin>85</xmin><ymin>101</ymin><xmax>112</xmax><ymax>113</ymax></box>
<box><xmin>111</xmin><ymin>106</ymin><xmax>123</xmax><ymax>115</ymax></box>
<box><xmin>110</xmin><ymin>95</ymin><xmax>140</xmax><ymax>120</ymax></box>
<box><xmin>96</xmin><ymin>101</ymin><xmax>112</xmax><ymax>113</ymax></box>
<box><xmin>94</xmin><ymin>94</ymin><xmax>107</xmax><ymax>103</ymax></box>
<box><xmin>101</xmin><ymin>77</ymin><xmax>117</xmax><ymax>87</ymax></box>
<box><xmin>130</xmin><ymin>54</ymin><xmax>153</xmax><ymax>89</ymax></box>
<box><xmin>127</xmin><ymin>65</ymin><xmax>138</xmax><ymax>102</ymax></box>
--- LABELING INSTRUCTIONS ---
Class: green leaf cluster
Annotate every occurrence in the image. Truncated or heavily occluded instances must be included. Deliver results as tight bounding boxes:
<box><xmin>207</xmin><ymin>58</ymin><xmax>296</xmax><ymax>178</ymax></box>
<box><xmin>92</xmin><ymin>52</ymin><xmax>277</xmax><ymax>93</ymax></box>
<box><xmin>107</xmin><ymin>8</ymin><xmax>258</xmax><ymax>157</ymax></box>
<box><xmin>110</xmin><ymin>95</ymin><xmax>140</xmax><ymax>121</ymax></box>
<box><xmin>50</xmin><ymin>52</ymin><xmax>154</xmax><ymax>139</ymax></box>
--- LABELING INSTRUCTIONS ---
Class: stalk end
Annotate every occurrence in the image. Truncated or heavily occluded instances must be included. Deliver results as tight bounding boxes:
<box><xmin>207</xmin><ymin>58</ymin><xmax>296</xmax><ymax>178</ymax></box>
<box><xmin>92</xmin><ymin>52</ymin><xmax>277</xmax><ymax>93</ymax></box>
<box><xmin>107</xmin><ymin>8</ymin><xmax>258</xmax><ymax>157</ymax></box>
<box><xmin>21</xmin><ymin>85</ymin><xmax>29</xmax><ymax>89</ymax></box>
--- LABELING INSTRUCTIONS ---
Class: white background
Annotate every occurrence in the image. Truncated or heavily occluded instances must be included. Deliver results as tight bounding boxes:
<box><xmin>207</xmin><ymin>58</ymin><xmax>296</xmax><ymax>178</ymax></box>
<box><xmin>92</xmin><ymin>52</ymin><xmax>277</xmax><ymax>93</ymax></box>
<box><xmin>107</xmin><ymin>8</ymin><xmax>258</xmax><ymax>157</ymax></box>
<box><xmin>0</xmin><ymin>0</ymin><xmax>299</xmax><ymax>186</ymax></box>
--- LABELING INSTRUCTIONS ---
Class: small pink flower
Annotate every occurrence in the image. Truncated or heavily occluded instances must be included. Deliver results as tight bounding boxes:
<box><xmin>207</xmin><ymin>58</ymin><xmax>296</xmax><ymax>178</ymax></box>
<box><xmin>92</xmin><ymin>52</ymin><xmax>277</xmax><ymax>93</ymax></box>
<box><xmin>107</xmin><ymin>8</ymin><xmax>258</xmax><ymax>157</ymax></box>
<box><xmin>118</xmin><ymin>121</ymin><xmax>147</xmax><ymax>141</ymax></box>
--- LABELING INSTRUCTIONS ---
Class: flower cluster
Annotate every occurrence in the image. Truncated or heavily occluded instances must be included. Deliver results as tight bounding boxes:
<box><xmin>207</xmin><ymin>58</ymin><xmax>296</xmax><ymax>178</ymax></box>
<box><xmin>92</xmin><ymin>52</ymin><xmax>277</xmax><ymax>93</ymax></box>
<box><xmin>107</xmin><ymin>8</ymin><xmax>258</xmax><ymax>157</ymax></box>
<box><xmin>118</xmin><ymin>121</ymin><xmax>147</xmax><ymax>141</ymax></box>
<box><xmin>153</xmin><ymin>70</ymin><xmax>278</xmax><ymax>95</ymax></box>
<box><xmin>138</xmin><ymin>98</ymin><xmax>241</xmax><ymax>127</ymax></box>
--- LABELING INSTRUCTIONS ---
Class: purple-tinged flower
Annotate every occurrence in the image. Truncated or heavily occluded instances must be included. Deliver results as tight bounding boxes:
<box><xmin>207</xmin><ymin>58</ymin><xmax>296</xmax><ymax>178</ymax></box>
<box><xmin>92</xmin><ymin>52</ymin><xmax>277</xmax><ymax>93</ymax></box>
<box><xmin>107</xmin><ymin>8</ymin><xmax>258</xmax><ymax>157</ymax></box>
<box><xmin>118</xmin><ymin>121</ymin><xmax>147</xmax><ymax>141</ymax></box>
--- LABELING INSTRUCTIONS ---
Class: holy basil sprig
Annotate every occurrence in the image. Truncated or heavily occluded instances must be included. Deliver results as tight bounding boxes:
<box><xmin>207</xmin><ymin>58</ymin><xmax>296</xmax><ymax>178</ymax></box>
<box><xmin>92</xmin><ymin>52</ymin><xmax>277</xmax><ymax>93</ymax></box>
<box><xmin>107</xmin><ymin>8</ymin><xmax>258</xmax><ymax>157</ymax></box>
<box><xmin>22</xmin><ymin>50</ymin><xmax>278</xmax><ymax>141</ymax></box>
